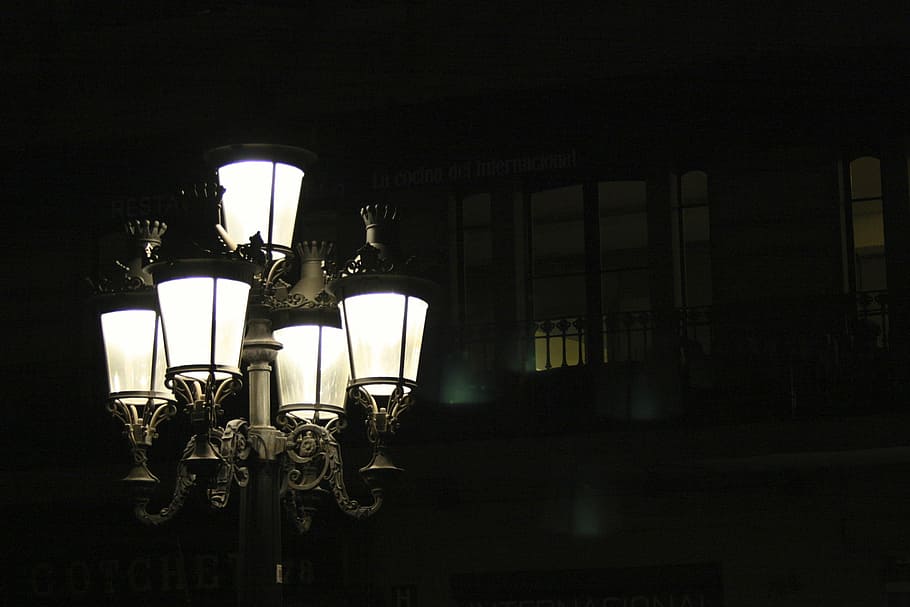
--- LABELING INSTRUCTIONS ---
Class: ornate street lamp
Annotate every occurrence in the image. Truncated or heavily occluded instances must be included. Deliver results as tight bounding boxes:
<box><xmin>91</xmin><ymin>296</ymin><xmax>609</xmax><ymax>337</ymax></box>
<box><xmin>95</xmin><ymin>219</ymin><xmax>175</xmax><ymax>488</ymax></box>
<box><xmin>149</xmin><ymin>257</ymin><xmax>257</xmax><ymax>473</ymax></box>
<box><xmin>91</xmin><ymin>145</ymin><xmax>434</xmax><ymax>607</ymax></box>
<box><xmin>328</xmin><ymin>205</ymin><xmax>435</xmax><ymax>486</ymax></box>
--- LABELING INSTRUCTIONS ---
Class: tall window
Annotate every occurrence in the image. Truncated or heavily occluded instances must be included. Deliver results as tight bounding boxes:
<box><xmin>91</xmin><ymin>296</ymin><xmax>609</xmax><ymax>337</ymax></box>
<box><xmin>446</xmin><ymin>192</ymin><xmax>497</xmax><ymax>402</ymax></box>
<box><xmin>672</xmin><ymin>171</ymin><xmax>712</xmax><ymax>308</ymax></box>
<box><xmin>599</xmin><ymin>180</ymin><xmax>649</xmax><ymax>361</ymax></box>
<box><xmin>848</xmin><ymin>156</ymin><xmax>887</xmax><ymax>292</ymax></box>
<box><xmin>461</xmin><ymin>193</ymin><xmax>494</xmax><ymax>324</ymax></box>
<box><xmin>531</xmin><ymin>185</ymin><xmax>586</xmax><ymax>370</ymax></box>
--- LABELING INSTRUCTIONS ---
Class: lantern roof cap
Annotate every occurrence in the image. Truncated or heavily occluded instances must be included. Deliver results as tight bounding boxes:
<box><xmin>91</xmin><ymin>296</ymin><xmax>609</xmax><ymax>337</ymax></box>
<box><xmin>204</xmin><ymin>144</ymin><xmax>318</xmax><ymax>170</ymax></box>
<box><xmin>147</xmin><ymin>257</ymin><xmax>258</xmax><ymax>285</ymax></box>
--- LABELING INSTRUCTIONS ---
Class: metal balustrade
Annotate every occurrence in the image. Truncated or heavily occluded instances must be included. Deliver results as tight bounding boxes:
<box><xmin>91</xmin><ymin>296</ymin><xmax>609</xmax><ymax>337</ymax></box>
<box><xmin>452</xmin><ymin>291</ymin><xmax>892</xmax><ymax>413</ymax></box>
<box><xmin>534</xmin><ymin>317</ymin><xmax>585</xmax><ymax>370</ymax></box>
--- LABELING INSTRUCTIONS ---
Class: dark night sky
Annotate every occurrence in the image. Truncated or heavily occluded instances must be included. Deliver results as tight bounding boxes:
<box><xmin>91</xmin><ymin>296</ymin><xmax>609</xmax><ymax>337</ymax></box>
<box><xmin>6</xmin><ymin>2</ymin><xmax>910</xmax><ymax>154</ymax></box>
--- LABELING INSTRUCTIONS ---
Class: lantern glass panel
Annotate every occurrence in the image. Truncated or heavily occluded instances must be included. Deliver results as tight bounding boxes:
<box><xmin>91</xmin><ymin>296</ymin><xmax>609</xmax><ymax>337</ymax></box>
<box><xmin>319</xmin><ymin>326</ymin><xmax>350</xmax><ymax>409</ymax></box>
<box><xmin>271</xmin><ymin>163</ymin><xmax>304</xmax><ymax>249</ymax></box>
<box><xmin>101</xmin><ymin>309</ymin><xmax>167</xmax><ymax>404</ymax></box>
<box><xmin>404</xmin><ymin>297</ymin><xmax>428</xmax><ymax>380</ymax></box>
<box><xmin>275</xmin><ymin>324</ymin><xmax>349</xmax><ymax>419</ymax></box>
<box><xmin>218</xmin><ymin>160</ymin><xmax>303</xmax><ymax>252</ymax></box>
<box><xmin>157</xmin><ymin>276</ymin><xmax>250</xmax><ymax>379</ymax></box>
<box><xmin>213</xmin><ymin>278</ymin><xmax>252</xmax><ymax>370</ymax></box>
<box><xmin>340</xmin><ymin>292</ymin><xmax>428</xmax><ymax>396</ymax></box>
<box><xmin>275</xmin><ymin>325</ymin><xmax>319</xmax><ymax>405</ymax></box>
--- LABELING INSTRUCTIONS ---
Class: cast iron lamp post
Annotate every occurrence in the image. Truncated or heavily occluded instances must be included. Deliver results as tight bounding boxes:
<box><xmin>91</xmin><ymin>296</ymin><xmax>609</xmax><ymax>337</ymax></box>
<box><xmin>93</xmin><ymin>144</ymin><xmax>434</xmax><ymax>606</ymax></box>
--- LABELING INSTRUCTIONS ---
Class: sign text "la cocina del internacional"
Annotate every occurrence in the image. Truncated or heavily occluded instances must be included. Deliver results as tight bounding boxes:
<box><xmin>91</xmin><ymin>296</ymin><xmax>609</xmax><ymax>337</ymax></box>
<box><xmin>371</xmin><ymin>150</ymin><xmax>577</xmax><ymax>189</ymax></box>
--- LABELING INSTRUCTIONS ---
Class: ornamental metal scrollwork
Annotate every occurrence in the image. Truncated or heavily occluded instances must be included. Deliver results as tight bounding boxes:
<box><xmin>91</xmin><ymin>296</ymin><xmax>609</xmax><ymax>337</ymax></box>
<box><xmin>350</xmin><ymin>384</ymin><xmax>413</xmax><ymax>443</ymax></box>
<box><xmin>265</xmin><ymin>289</ymin><xmax>334</xmax><ymax>311</ymax></box>
<box><xmin>105</xmin><ymin>398</ymin><xmax>177</xmax><ymax>446</ymax></box>
<box><xmin>208</xmin><ymin>419</ymin><xmax>251</xmax><ymax>509</ymax></box>
<box><xmin>280</xmin><ymin>418</ymin><xmax>384</xmax><ymax>531</ymax></box>
<box><xmin>284</xmin><ymin>422</ymin><xmax>334</xmax><ymax>492</ymax></box>
<box><xmin>340</xmin><ymin>242</ymin><xmax>397</xmax><ymax>276</ymax></box>
<box><xmin>167</xmin><ymin>375</ymin><xmax>241</xmax><ymax>424</ymax></box>
<box><xmin>133</xmin><ymin>438</ymin><xmax>197</xmax><ymax>526</ymax></box>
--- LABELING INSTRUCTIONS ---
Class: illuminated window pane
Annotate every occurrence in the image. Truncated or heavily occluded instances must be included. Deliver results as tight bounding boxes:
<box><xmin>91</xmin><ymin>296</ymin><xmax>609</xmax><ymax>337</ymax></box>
<box><xmin>849</xmin><ymin>157</ymin><xmax>887</xmax><ymax>292</ymax></box>
<box><xmin>534</xmin><ymin>317</ymin><xmax>585</xmax><ymax>370</ymax></box>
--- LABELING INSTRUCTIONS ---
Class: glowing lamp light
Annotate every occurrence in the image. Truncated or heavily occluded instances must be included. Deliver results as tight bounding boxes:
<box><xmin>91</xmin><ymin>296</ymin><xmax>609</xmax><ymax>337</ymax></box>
<box><xmin>97</xmin><ymin>291</ymin><xmax>171</xmax><ymax>406</ymax></box>
<box><xmin>205</xmin><ymin>144</ymin><xmax>317</xmax><ymax>258</ymax></box>
<box><xmin>273</xmin><ymin>308</ymin><xmax>350</xmax><ymax>423</ymax></box>
<box><xmin>149</xmin><ymin>259</ymin><xmax>256</xmax><ymax>381</ymax></box>
<box><xmin>330</xmin><ymin>274</ymin><xmax>433</xmax><ymax>398</ymax></box>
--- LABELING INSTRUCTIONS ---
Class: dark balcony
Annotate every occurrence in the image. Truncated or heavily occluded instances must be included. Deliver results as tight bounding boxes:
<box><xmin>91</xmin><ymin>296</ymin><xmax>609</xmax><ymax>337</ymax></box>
<box><xmin>449</xmin><ymin>291</ymin><xmax>895</xmax><ymax>428</ymax></box>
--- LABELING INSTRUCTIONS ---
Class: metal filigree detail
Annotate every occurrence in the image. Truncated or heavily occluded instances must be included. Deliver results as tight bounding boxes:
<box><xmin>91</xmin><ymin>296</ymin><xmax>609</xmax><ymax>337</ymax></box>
<box><xmin>284</xmin><ymin>422</ymin><xmax>334</xmax><ymax>492</ymax></box>
<box><xmin>350</xmin><ymin>385</ymin><xmax>413</xmax><ymax>443</ymax></box>
<box><xmin>168</xmin><ymin>375</ymin><xmax>241</xmax><ymax>423</ymax></box>
<box><xmin>232</xmin><ymin>232</ymin><xmax>266</xmax><ymax>266</ymax></box>
<box><xmin>133</xmin><ymin>439</ymin><xmax>198</xmax><ymax>526</ymax></box>
<box><xmin>280</xmin><ymin>420</ymin><xmax>384</xmax><ymax>532</ymax></box>
<box><xmin>340</xmin><ymin>243</ymin><xmax>397</xmax><ymax>277</ymax></box>
<box><xmin>265</xmin><ymin>289</ymin><xmax>334</xmax><ymax>311</ymax></box>
<box><xmin>208</xmin><ymin>419</ymin><xmax>251</xmax><ymax>508</ymax></box>
<box><xmin>106</xmin><ymin>397</ymin><xmax>178</xmax><ymax>487</ymax></box>
<box><xmin>106</xmin><ymin>398</ymin><xmax>177</xmax><ymax>445</ymax></box>
<box><xmin>256</xmin><ymin>243</ymin><xmax>338</xmax><ymax>311</ymax></box>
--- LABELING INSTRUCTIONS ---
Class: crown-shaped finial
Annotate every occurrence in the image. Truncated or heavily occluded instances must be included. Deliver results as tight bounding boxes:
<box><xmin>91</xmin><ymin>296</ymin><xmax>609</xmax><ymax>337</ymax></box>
<box><xmin>125</xmin><ymin>219</ymin><xmax>167</xmax><ymax>246</ymax></box>
<box><xmin>360</xmin><ymin>204</ymin><xmax>398</xmax><ymax>228</ymax></box>
<box><xmin>288</xmin><ymin>241</ymin><xmax>334</xmax><ymax>304</ymax></box>
<box><xmin>178</xmin><ymin>182</ymin><xmax>224</xmax><ymax>202</ymax></box>
<box><xmin>295</xmin><ymin>240</ymin><xmax>334</xmax><ymax>262</ymax></box>
<box><xmin>359</xmin><ymin>205</ymin><xmax>400</xmax><ymax>256</ymax></box>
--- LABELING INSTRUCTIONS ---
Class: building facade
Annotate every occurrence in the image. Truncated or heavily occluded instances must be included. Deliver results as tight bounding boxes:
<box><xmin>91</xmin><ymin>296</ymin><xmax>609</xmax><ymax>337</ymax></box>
<box><xmin>5</xmin><ymin>5</ymin><xmax>910</xmax><ymax>606</ymax></box>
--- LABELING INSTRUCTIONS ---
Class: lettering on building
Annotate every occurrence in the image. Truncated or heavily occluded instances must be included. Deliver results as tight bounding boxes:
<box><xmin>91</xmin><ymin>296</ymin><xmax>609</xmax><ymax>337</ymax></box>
<box><xmin>371</xmin><ymin>150</ymin><xmax>577</xmax><ymax>190</ymax></box>
<box><xmin>461</xmin><ymin>594</ymin><xmax>707</xmax><ymax>607</ymax></box>
<box><xmin>27</xmin><ymin>552</ymin><xmax>314</xmax><ymax>599</ymax></box>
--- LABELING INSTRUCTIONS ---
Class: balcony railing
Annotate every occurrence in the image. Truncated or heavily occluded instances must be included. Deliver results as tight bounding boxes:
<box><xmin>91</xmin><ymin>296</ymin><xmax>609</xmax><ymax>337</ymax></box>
<box><xmin>534</xmin><ymin>317</ymin><xmax>585</xmax><ymax>370</ymax></box>
<box><xmin>455</xmin><ymin>291</ymin><xmax>893</xmax><ymax>413</ymax></box>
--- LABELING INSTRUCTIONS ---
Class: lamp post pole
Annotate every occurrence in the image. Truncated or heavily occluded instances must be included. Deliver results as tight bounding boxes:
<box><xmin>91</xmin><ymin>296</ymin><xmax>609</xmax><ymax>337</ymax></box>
<box><xmin>239</xmin><ymin>313</ymin><xmax>284</xmax><ymax>607</ymax></box>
